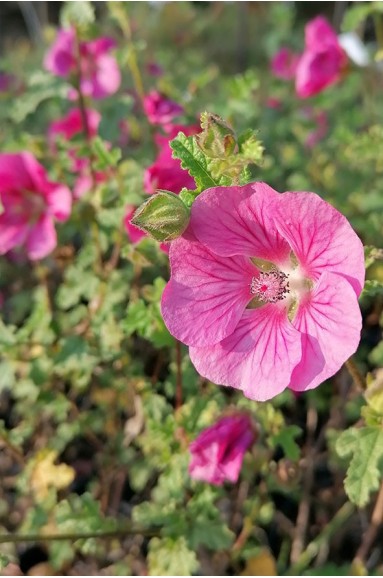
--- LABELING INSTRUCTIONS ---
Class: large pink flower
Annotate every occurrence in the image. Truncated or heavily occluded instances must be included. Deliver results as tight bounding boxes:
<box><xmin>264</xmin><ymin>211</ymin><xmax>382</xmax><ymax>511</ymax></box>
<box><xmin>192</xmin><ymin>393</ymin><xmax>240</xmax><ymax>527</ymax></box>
<box><xmin>44</xmin><ymin>28</ymin><xmax>121</xmax><ymax>99</ymax></box>
<box><xmin>189</xmin><ymin>414</ymin><xmax>255</xmax><ymax>485</ymax></box>
<box><xmin>296</xmin><ymin>16</ymin><xmax>347</xmax><ymax>98</ymax></box>
<box><xmin>161</xmin><ymin>183</ymin><xmax>364</xmax><ymax>401</ymax></box>
<box><xmin>143</xmin><ymin>90</ymin><xmax>184</xmax><ymax>126</ymax></box>
<box><xmin>0</xmin><ymin>152</ymin><xmax>72</xmax><ymax>260</ymax></box>
<box><xmin>271</xmin><ymin>47</ymin><xmax>299</xmax><ymax>80</ymax></box>
<box><xmin>144</xmin><ymin>124</ymin><xmax>199</xmax><ymax>195</ymax></box>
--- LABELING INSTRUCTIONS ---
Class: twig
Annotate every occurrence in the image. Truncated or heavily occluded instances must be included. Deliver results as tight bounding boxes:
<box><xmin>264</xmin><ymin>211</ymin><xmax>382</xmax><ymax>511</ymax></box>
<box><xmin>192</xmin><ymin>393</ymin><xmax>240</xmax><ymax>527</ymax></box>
<box><xmin>354</xmin><ymin>481</ymin><xmax>383</xmax><ymax>565</ymax></box>
<box><xmin>344</xmin><ymin>357</ymin><xmax>366</xmax><ymax>392</ymax></box>
<box><xmin>288</xmin><ymin>502</ymin><xmax>355</xmax><ymax>575</ymax></box>
<box><xmin>290</xmin><ymin>405</ymin><xmax>317</xmax><ymax>564</ymax></box>
<box><xmin>0</xmin><ymin>437</ymin><xmax>25</xmax><ymax>466</ymax></box>
<box><xmin>0</xmin><ymin>526</ymin><xmax>159</xmax><ymax>545</ymax></box>
<box><xmin>175</xmin><ymin>340</ymin><xmax>183</xmax><ymax>410</ymax></box>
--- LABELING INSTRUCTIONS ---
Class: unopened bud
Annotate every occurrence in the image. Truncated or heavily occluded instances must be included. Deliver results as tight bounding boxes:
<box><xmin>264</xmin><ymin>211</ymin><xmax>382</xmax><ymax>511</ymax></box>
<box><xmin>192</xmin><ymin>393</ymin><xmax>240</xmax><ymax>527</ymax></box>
<box><xmin>196</xmin><ymin>112</ymin><xmax>239</xmax><ymax>158</ymax></box>
<box><xmin>131</xmin><ymin>191</ymin><xmax>190</xmax><ymax>242</ymax></box>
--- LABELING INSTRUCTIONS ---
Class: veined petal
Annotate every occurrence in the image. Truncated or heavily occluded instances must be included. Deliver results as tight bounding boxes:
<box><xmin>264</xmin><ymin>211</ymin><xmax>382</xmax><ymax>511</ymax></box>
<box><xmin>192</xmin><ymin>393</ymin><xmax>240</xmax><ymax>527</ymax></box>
<box><xmin>190</xmin><ymin>305</ymin><xmax>302</xmax><ymax>401</ymax></box>
<box><xmin>191</xmin><ymin>183</ymin><xmax>291</xmax><ymax>264</ymax></box>
<box><xmin>289</xmin><ymin>271</ymin><xmax>362</xmax><ymax>392</ymax></box>
<box><xmin>274</xmin><ymin>192</ymin><xmax>365</xmax><ymax>296</ymax></box>
<box><xmin>161</xmin><ymin>233</ymin><xmax>256</xmax><ymax>347</ymax></box>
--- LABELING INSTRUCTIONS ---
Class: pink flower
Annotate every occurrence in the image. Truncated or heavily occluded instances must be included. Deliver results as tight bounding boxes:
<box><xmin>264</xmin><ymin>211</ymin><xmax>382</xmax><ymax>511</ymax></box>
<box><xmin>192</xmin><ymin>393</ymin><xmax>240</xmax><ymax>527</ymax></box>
<box><xmin>161</xmin><ymin>183</ymin><xmax>364</xmax><ymax>401</ymax></box>
<box><xmin>271</xmin><ymin>47</ymin><xmax>299</xmax><ymax>80</ymax></box>
<box><xmin>296</xmin><ymin>16</ymin><xmax>347</xmax><ymax>98</ymax></box>
<box><xmin>143</xmin><ymin>90</ymin><xmax>184</xmax><ymax>126</ymax></box>
<box><xmin>0</xmin><ymin>152</ymin><xmax>72</xmax><ymax>260</ymax></box>
<box><xmin>144</xmin><ymin>124</ymin><xmax>199</xmax><ymax>195</ymax></box>
<box><xmin>189</xmin><ymin>414</ymin><xmax>255</xmax><ymax>485</ymax></box>
<box><xmin>44</xmin><ymin>28</ymin><xmax>121</xmax><ymax>99</ymax></box>
<box><xmin>304</xmin><ymin>109</ymin><xmax>328</xmax><ymax>148</ymax></box>
<box><xmin>48</xmin><ymin>107</ymin><xmax>101</xmax><ymax>141</ymax></box>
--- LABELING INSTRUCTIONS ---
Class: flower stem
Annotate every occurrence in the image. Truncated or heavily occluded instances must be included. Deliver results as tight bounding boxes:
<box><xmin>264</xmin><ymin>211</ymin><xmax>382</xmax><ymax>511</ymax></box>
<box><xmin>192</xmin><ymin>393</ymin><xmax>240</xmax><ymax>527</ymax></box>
<box><xmin>354</xmin><ymin>480</ymin><xmax>383</xmax><ymax>566</ymax></box>
<box><xmin>175</xmin><ymin>340</ymin><xmax>183</xmax><ymax>410</ymax></box>
<box><xmin>0</xmin><ymin>526</ymin><xmax>159</xmax><ymax>545</ymax></box>
<box><xmin>344</xmin><ymin>357</ymin><xmax>366</xmax><ymax>392</ymax></box>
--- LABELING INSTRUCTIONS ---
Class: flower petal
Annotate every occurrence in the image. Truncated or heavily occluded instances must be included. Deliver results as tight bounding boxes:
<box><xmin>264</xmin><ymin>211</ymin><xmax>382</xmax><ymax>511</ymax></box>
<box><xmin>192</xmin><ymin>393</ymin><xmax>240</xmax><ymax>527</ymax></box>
<box><xmin>190</xmin><ymin>305</ymin><xmax>302</xmax><ymax>401</ymax></box>
<box><xmin>191</xmin><ymin>183</ymin><xmax>291</xmax><ymax>264</ymax></box>
<box><xmin>161</xmin><ymin>233</ymin><xmax>256</xmax><ymax>347</ymax></box>
<box><xmin>289</xmin><ymin>271</ymin><xmax>362</xmax><ymax>392</ymax></box>
<box><xmin>26</xmin><ymin>215</ymin><xmax>57</xmax><ymax>260</ymax></box>
<box><xmin>273</xmin><ymin>192</ymin><xmax>365</xmax><ymax>296</ymax></box>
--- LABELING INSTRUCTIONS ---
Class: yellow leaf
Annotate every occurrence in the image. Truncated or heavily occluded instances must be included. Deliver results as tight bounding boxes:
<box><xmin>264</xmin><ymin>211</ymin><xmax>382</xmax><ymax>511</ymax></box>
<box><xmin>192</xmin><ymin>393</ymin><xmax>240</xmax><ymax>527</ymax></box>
<box><xmin>241</xmin><ymin>549</ymin><xmax>277</xmax><ymax>576</ymax></box>
<box><xmin>29</xmin><ymin>450</ymin><xmax>75</xmax><ymax>501</ymax></box>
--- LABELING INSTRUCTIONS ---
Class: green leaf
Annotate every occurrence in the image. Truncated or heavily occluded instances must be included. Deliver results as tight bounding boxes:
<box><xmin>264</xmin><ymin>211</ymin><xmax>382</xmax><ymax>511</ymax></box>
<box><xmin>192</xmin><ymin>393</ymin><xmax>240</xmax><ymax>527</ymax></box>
<box><xmin>270</xmin><ymin>425</ymin><xmax>302</xmax><ymax>461</ymax></box>
<box><xmin>148</xmin><ymin>536</ymin><xmax>199</xmax><ymax>576</ymax></box>
<box><xmin>360</xmin><ymin>279</ymin><xmax>383</xmax><ymax>300</ymax></box>
<box><xmin>364</xmin><ymin>246</ymin><xmax>383</xmax><ymax>269</ymax></box>
<box><xmin>336</xmin><ymin>426</ymin><xmax>383</xmax><ymax>506</ymax></box>
<box><xmin>342</xmin><ymin>2</ymin><xmax>383</xmax><ymax>32</ymax></box>
<box><xmin>170</xmin><ymin>132</ymin><xmax>227</xmax><ymax>192</ymax></box>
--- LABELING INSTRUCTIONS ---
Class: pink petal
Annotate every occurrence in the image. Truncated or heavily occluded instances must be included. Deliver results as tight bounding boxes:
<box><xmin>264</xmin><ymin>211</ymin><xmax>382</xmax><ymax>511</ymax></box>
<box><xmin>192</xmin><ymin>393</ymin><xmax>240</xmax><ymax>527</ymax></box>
<box><xmin>191</xmin><ymin>183</ymin><xmax>291</xmax><ymax>265</ymax></box>
<box><xmin>289</xmin><ymin>271</ymin><xmax>362</xmax><ymax>392</ymax></box>
<box><xmin>161</xmin><ymin>233</ymin><xmax>256</xmax><ymax>347</ymax></box>
<box><xmin>273</xmin><ymin>192</ymin><xmax>365</xmax><ymax>296</ymax></box>
<box><xmin>25</xmin><ymin>215</ymin><xmax>57</xmax><ymax>260</ymax></box>
<box><xmin>190</xmin><ymin>305</ymin><xmax>302</xmax><ymax>401</ymax></box>
<box><xmin>46</xmin><ymin>184</ymin><xmax>72</xmax><ymax>221</ymax></box>
<box><xmin>0</xmin><ymin>152</ymin><xmax>36</xmax><ymax>191</ymax></box>
<box><xmin>305</xmin><ymin>16</ymin><xmax>339</xmax><ymax>50</ymax></box>
<box><xmin>90</xmin><ymin>54</ymin><xmax>121</xmax><ymax>99</ymax></box>
<box><xmin>0</xmin><ymin>214</ymin><xmax>29</xmax><ymax>255</ymax></box>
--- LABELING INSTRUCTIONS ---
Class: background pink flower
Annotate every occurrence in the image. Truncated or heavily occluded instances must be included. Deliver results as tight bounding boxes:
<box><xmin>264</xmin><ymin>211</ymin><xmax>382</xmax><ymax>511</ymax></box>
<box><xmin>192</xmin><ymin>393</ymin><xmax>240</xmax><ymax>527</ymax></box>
<box><xmin>144</xmin><ymin>124</ymin><xmax>199</xmax><ymax>194</ymax></box>
<box><xmin>271</xmin><ymin>47</ymin><xmax>299</xmax><ymax>80</ymax></box>
<box><xmin>189</xmin><ymin>414</ymin><xmax>255</xmax><ymax>485</ymax></box>
<box><xmin>0</xmin><ymin>152</ymin><xmax>72</xmax><ymax>260</ymax></box>
<box><xmin>143</xmin><ymin>90</ymin><xmax>184</xmax><ymax>126</ymax></box>
<box><xmin>161</xmin><ymin>183</ymin><xmax>364</xmax><ymax>401</ymax></box>
<box><xmin>295</xmin><ymin>16</ymin><xmax>347</xmax><ymax>98</ymax></box>
<box><xmin>48</xmin><ymin>107</ymin><xmax>101</xmax><ymax>141</ymax></box>
<box><xmin>44</xmin><ymin>28</ymin><xmax>121</xmax><ymax>99</ymax></box>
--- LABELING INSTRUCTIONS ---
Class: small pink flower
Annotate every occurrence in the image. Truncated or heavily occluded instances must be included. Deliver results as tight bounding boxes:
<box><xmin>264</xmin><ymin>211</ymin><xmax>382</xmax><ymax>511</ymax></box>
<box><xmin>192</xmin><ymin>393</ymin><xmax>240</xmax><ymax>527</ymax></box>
<box><xmin>304</xmin><ymin>109</ymin><xmax>328</xmax><ymax>148</ymax></box>
<box><xmin>0</xmin><ymin>152</ymin><xmax>72</xmax><ymax>260</ymax></box>
<box><xmin>265</xmin><ymin>97</ymin><xmax>282</xmax><ymax>110</ymax></box>
<box><xmin>296</xmin><ymin>16</ymin><xmax>347</xmax><ymax>98</ymax></box>
<box><xmin>189</xmin><ymin>414</ymin><xmax>255</xmax><ymax>485</ymax></box>
<box><xmin>48</xmin><ymin>107</ymin><xmax>101</xmax><ymax>141</ymax></box>
<box><xmin>143</xmin><ymin>90</ymin><xmax>184</xmax><ymax>126</ymax></box>
<box><xmin>271</xmin><ymin>47</ymin><xmax>299</xmax><ymax>80</ymax></box>
<box><xmin>44</xmin><ymin>28</ymin><xmax>121</xmax><ymax>99</ymax></box>
<box><xmin>144</xmin><ymin>124</ymin><xmax>199</xmax><ymax>195</ymax></box>
<box><xmin>161</xmin><ymin>183</ymin><xmax>364</xmax><ymax>401</ymax></box>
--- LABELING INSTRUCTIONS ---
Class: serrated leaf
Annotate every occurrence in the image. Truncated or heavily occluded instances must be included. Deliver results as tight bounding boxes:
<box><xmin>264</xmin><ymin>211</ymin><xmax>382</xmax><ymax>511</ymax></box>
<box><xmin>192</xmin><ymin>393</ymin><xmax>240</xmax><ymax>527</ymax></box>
<box><xmin>336</xmin><ymin>427</ymin><xmax>383</xmax><ymax>506</ymax></box>
<box><xmin>170</xmin><ymin>132</ymin><xmax>226</xmax><ymax>192</ymax></box>
<box><xmin>270</xmin><ymin>425</ymin><xmax>302</xmax><ymax>461</ymax></box>
<box><xmin>148</xmin><ymin>536</ymin><xmax>199</xmax><ymax>576</ymax></box>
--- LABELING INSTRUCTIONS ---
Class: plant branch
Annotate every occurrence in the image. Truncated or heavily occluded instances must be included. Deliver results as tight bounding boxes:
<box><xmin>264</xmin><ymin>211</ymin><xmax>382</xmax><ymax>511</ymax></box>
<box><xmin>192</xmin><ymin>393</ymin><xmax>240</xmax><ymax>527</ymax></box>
<box><xmin>288</xmin><ymin>502</ymin><xmax>355</xmax><ymax>575</ymax></box>
<box><xmin>0</xmin><ymin>526</ymin><xmax>159</xmax><ymax>545</ymax></box>
<box><xmin>354</xmin><ymin>481</ymin><xmax>383</xmax><ymax>565</ymax></box>
<box><xmin>175</xmin><ymin>340</ymin><xmax>183</xmax><ymax>410</ymax></box>
<box><xmin>345</xmin><ymin>357</ymin><xmax>366</xmax><ymax>392</ymax></box>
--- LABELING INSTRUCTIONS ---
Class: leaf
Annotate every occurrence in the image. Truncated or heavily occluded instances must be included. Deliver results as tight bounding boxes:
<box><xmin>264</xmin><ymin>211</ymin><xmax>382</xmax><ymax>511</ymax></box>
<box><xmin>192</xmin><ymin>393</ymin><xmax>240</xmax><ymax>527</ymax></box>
<box><xmin>336</xmin><ymin>427</ymin><xmax>383</xmax><ymax>506</ymax></box>
<box><xmin>365</xmin><ymin>369</ymin><xmax>383</xmax><ymax>414</ymax></box>
<box><xmin>28</xmin><ymin>450</ymin><xmax>75</xmax><ymax>501</ymax></box>
<box><xmin>360</xmin><ymin>279</ymin><xmax>383</xmax><ymax>300</ymax></box>
<box><xmin>170</xmin><ymin>132</ymin><xmax>227</xmax><ymax>192</ymax></box>
<box><xmin>241</xmin><ymin>549</ymin><xmax>277</xmax><ymax>576</ymax></box>
<box><xmin>364</xmin><ymin>245</ymin><xmax>383</xmax><ymax>269</ymax></box>
<box><xmin>148</xmin><ymin>536</ymin><xmax>199</xmax><ymax>576</ymax></box>
<box><xmin>342</xmin><ymin>2</ymin><xmax>383</xmax><ymax>32</ymax></box>
<box><xmin>270</xmin><ymin>425</ymin><xmax>302</xmax><ymax>461</ymax></box>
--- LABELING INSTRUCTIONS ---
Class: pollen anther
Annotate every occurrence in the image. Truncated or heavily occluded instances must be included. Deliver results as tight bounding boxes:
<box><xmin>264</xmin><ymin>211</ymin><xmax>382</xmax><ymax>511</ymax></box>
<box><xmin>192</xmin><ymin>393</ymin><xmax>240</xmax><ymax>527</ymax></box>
<box><xmin>250</xmin><ymin>269</ymin><xmax>290</xmax><ymax>303</ymax></box>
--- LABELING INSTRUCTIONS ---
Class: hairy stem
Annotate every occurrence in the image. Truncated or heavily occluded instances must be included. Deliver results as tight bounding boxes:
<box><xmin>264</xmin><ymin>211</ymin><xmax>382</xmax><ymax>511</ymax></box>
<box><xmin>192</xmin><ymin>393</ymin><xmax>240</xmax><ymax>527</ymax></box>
<box><xmin>175</xmin><ymin>340</ymin><xmax>183</xmax><ymax>410</ymax></box>
<box><xmin>0</xmin><ymin>526</ymin><xmax>159</xmax><ymax>545</ymax></box>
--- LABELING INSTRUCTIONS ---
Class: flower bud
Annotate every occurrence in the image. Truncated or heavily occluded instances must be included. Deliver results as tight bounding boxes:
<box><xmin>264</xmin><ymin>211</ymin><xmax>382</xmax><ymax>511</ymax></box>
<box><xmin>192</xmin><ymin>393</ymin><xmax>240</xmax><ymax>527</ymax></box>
<box><xmin>130</xmin><ymin>191</ymin><xmax>190</xmax><ymax>242</ymax></box>
<box><xmin>196</xmin><ymin>112</ymin><xmax>238</xmax><ymax>158</ymax></box>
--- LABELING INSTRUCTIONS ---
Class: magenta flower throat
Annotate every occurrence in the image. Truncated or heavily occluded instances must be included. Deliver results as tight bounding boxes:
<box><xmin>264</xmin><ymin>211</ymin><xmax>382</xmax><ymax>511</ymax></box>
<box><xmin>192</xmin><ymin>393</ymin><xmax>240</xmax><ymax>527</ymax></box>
<box><xmin>161</xmin><ymin>183</ymin><xmax>365</xmax><ymax>401</ymax></box>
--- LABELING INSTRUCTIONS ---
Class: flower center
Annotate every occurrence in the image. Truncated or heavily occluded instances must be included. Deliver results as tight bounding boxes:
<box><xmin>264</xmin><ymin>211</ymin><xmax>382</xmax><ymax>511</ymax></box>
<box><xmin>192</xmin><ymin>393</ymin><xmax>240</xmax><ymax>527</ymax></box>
<box><xmin>250</xmin><ymin>270</ymin><xmax>290</xmax><ymax>303</ymax></box>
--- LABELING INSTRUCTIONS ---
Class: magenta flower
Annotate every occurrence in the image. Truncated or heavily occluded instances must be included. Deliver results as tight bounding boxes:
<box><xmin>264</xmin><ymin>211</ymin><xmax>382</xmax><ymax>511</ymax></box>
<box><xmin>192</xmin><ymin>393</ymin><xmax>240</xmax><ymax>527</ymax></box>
<box><xmin>296</xmin><ymin>16</ymin><xmax>347</xmax><ymax>98</ymax></box>
<box><xmin>144</xmin><ymin>124</ymin><xmax>199</xmax><ymax>195</ymax></box>
<box><xmin>271</xmin><ymin>47</ymin><xmax>299</xmax><ymax>80</ymax></box>
<box><xmin>143</xmin><ymin>90</ymin><xmax>184</xmax><ymax>126</ymax></box>
<box><xmin>161</xmin><ymin>183</ymin><xmax>364</xmax><ymax>401</ymax></box>
<box><xmin>189</xmin><ymin>414</ymin><xmax>255</xmax><ymax>485</ymax></box>
<box><xmin>44</xmin><ymin>28</ymin><xmax>121</xmax><ymax>99</ymax></box>
<box><xmin>48</xmin><ymin>107</ymin><xmax>101</xmax><ymax>141</ymax></box>
<box><xmin>0</xmin><ymin>152</ymin><xmax>72</xmax><ymax>260</ymax></box>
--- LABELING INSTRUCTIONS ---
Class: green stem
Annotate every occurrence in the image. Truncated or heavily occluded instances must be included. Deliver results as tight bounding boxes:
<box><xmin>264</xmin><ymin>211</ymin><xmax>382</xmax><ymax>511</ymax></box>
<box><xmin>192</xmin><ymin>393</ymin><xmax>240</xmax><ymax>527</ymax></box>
<box><xmin>0</xmin><ymin>526</ymin><xmax>159</xmax><ymax>545</ymax></box>
<box><xmin>288</xmin><ymin>502</ymin><xmax>355</xmax><ymax>575</ymax></box>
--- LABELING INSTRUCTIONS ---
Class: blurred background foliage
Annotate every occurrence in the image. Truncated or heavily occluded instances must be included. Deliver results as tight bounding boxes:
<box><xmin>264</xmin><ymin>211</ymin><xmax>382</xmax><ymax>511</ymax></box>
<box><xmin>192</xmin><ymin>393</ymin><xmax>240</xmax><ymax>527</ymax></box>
<box><xmin>0</xmin><ymin>1</ymin><xmax>383</xmax><ymax>575</ymax></box>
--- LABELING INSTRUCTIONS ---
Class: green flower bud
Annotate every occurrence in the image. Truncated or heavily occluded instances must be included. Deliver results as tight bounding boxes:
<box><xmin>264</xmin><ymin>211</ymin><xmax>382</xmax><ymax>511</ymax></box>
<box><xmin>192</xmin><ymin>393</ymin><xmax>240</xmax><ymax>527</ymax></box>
<box><xmin>131</xmin><ymin>191</ymin><xmax>190</xmax><ymax>242</ymax></box>
<box><xmin>196</xmin><ymin>112</ymin><xmax>239</xmax><ymax>158</ymax></box>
